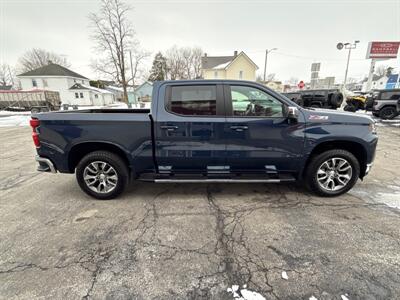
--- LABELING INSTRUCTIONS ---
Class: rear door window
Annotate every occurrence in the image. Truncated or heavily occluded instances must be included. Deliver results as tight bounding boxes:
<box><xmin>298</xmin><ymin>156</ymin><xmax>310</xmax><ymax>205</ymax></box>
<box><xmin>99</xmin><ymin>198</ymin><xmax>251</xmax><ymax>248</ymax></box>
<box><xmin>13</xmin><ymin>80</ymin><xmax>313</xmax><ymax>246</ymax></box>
<box><xmin>167</xmin><ymin>85</ymin><xmax>218</xmax><ymax>116</ymax></box>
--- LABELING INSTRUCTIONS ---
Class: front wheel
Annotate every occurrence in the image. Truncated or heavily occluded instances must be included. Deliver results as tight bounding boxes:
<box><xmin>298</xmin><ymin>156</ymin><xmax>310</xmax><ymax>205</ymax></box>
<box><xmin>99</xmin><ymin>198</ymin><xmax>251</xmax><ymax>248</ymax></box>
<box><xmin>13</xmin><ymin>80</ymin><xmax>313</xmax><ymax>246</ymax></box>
<box><xmin>379</xmin><ymin>106</ymin><xmax>397</xmax><ymax>120</ymax></box>
<box><xmin>305</xmin><ymin>149</ymin><xmax>360</xmax><ymax>197</ymax></box>
<box><xmin>76</xmin><ymin>151</ymin><xmax>129</xmax><ymax>200</ymax></box>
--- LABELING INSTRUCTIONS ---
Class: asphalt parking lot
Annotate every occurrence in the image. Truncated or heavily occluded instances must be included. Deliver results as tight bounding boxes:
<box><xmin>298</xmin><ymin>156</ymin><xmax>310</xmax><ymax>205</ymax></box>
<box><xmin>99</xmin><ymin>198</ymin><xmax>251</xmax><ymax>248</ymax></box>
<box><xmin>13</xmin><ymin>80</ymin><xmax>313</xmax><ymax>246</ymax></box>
<box><xmin>0</xmin><ymin>124</ymin><xmax>399</xmax><ymax>300</ymax></box>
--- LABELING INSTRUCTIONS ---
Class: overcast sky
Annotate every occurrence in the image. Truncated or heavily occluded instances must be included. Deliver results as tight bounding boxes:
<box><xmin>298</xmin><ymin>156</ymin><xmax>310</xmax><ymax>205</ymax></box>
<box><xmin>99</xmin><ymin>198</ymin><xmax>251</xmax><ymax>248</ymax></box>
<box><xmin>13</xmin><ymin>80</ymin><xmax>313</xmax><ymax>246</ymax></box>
<box><xmin>1</xmin><ymin>0</ymin><xmax>399</xmax><ymax>83</ymax></box>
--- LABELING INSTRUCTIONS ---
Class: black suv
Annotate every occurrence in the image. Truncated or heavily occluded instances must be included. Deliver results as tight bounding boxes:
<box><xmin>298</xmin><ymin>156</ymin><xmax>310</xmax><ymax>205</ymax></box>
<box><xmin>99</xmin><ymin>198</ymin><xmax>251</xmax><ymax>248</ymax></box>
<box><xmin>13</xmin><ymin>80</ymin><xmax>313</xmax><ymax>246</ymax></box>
<box><xmin>370</xmin><ymin>89</ymin><xmax>400</xmax><ymax>119</ymax></box>
<box><xmin>283</xmin><ymin>89</ymin><xmax>343</xmax><ymax>110</ymax></box>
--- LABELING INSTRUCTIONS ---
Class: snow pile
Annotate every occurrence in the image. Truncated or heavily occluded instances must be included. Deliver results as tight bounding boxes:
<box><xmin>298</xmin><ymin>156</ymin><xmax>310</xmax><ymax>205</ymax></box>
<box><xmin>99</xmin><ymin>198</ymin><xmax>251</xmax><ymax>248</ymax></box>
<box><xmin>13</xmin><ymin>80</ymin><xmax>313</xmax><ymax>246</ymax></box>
<box><xmin>227</xmin><ymin>285</ymin><xmax>266</xmax><ymax>300</ymax></box>
<box><xmin>0</xmin><ymin>115</ymin><xmax>31</xmax><ymax>127</ymax></box>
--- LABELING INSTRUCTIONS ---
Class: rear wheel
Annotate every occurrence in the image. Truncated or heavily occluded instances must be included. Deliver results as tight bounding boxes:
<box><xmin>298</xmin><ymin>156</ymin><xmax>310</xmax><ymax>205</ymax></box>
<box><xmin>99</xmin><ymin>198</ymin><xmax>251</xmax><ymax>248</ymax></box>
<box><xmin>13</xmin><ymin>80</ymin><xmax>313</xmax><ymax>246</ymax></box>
<box><xmin>379</xmin><ymin>106</ymin><xmax>397</xmax><ymax>120</ymax></box>
<box><xmin>76</xmin><ymin>151</ymin><xmax>129</xmax><ymax>200</ymax></box>
<box><xmin>344</xmin><ymin>104</ymin><xmax>356</xmax><ymax>112</ymax></box>
<box><xmin>305</xmin><ymin>149</ymin><xmax>360</xmax><ymax>197</ymax></box>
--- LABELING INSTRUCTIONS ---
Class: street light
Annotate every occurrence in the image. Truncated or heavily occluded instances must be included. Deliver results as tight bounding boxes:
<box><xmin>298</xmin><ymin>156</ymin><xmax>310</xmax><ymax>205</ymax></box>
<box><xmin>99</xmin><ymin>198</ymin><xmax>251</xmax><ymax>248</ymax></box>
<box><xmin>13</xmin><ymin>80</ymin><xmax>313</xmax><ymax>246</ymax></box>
<box><xmin>337</xmin><ymin>40</ymin><xmax>359</xmax><ymax>88</ymax></box>
<box><xmin>263</xmin><ymin>48</ymin><xmax>277</xmax><ymax>82</ymax></box>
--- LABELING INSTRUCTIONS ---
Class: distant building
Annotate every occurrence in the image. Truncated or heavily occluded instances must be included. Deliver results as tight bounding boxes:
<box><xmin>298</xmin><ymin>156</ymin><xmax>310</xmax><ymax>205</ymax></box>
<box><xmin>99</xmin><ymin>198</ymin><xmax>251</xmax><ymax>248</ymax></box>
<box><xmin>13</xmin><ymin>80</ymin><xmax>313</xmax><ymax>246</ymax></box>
<box><xmin>69</xmin><ymin>83</ymin><xmax>115</xmax><ymax>106</ymax></box>
<box><xmin>105</xmin><ymin>85</ymin><xmax>124</xmax><ymax>102</ymax></box>
<box><xmin>17</xmin><ymin>63</ymin><xmax>91</xmax><ymax>104</ymax></box>
<box><xmin>386</xmin><ymin>74</ymin><xmax>400</xmax><ymax>89</ymax></box>
<box><xmin>259</xmin><ymin>80</ymin><xmax>283</xmax><ymax>92</ymax></box>
<box><xmin>362</xmin><ymin>75</ymin><xmax>388</xmax><ymax>92</ymax></box>
<box><xmin>129</xmin><ymin>81</ymin><xmax>153</xmax><ymax>105</ymax></box>
<box><xmin>201</xmin><ymin>51</ymin><xmax>258</xmax><ymax>81</ymax></box>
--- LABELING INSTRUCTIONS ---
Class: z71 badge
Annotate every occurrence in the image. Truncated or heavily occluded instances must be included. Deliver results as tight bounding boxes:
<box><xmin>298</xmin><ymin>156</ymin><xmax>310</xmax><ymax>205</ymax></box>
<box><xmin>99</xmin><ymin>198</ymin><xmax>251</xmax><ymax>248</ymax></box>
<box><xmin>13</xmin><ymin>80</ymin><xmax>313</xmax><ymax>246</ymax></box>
<box><xmin>309</xmin><ymin>115</ymin><xmax>329</xmax><ymax>120</ymax></box>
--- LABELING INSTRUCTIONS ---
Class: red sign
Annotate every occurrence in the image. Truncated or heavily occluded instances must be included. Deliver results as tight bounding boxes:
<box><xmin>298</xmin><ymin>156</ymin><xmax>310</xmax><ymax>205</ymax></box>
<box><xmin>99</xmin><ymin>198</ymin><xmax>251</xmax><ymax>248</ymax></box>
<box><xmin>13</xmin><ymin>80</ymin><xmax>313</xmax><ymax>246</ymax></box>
<box><xmin>298</xmin><ymin>81</ymin><xmax>305</xmax><ymax>89</ymax></box>
<box><xmin>366</xmin><ymin>41</ymin><xmax>400</xmax><ymax>59</ymax></box>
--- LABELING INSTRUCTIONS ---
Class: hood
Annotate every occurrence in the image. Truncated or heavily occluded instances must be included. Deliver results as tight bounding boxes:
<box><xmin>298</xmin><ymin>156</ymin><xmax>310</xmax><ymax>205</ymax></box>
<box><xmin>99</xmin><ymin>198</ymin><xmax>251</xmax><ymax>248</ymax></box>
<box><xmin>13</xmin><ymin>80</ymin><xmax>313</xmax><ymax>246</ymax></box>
<box><xmin>301</xmin><ymin>108</ymin><xmax>374</xmax><ymax>125</ymax></box>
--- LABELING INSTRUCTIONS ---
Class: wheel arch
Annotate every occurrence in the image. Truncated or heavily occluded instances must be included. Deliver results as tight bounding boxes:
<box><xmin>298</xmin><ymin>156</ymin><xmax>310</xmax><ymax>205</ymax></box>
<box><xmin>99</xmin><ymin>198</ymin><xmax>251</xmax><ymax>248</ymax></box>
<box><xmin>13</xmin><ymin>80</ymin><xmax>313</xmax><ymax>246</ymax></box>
<box><xmin>68</xmin><ymin>142</ymin><xmax>131</xmax><ymax>173</ymax></box>
<box><xmin>302</xmin><ymin>140</ymin><xmax>368</xmax><ymax>179</ymax></box>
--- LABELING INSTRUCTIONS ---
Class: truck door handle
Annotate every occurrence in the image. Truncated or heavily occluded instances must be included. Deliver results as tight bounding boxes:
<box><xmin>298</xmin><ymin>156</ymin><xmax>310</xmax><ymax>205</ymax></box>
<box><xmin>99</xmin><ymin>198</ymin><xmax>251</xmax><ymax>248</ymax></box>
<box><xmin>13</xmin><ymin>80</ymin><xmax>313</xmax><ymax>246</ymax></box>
<box><xmin>230</xmin><ymin>125</ymin><xmax>248</xmax><ymax>132</ymax></box>
<box><xmin>161</xmin><ymin>125</ymin><xmax>178</xmax><ymax>131</ymax></box>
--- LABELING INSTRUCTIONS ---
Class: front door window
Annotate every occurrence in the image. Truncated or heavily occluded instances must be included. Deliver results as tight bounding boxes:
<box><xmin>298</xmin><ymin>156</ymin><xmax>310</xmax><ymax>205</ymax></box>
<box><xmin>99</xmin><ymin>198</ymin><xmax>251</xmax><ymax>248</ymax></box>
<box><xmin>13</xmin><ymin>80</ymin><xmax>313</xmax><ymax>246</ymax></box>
<box><xmin>230</xmin><ymin>85</ymin><xmax>284</xmax><ymax>117</ymax></box>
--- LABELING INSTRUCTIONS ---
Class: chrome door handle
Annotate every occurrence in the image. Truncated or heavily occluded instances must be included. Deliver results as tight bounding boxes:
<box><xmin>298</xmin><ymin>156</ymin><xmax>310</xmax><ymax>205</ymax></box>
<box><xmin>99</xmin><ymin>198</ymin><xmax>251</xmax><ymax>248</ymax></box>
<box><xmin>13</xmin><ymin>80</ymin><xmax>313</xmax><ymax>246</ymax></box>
<box><xmin>160</xmin><ymin>125</ymin><xmax>178</xmax><ymax>131</ymax></box>
<box><xmin>230</xmin><ymin>125</ymin><xmax>248</xmax><ymax>132</ymax></box>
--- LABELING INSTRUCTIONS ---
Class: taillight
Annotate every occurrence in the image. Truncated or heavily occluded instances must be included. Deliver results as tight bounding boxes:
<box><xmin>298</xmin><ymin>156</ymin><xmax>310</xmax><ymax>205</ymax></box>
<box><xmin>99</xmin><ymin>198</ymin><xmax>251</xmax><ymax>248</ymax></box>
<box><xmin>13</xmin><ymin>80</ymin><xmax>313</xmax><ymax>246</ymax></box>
<box><xmin>30</xmin><ymin>118</ymin><xmax>41</xmax><ymax>148</ymax></box>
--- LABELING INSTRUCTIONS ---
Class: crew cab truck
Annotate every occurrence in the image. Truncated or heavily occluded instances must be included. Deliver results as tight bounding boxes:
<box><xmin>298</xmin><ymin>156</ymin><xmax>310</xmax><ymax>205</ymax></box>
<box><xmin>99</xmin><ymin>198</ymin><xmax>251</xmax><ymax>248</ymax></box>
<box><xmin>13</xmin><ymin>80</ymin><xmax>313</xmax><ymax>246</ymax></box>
<box><xmin>31</xmin><ymin>80</ymin><xmax>378</xmax><ymax>200</ymax></box>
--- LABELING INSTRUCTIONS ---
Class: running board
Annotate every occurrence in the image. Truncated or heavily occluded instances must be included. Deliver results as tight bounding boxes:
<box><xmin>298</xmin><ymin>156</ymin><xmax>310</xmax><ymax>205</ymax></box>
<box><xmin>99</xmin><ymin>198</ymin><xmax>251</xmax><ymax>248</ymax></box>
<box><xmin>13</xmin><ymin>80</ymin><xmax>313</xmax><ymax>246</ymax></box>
<box><xmin>154</xmin><ymin>178</ymin><xmax>291</xmax><ymax>183</ymax></box>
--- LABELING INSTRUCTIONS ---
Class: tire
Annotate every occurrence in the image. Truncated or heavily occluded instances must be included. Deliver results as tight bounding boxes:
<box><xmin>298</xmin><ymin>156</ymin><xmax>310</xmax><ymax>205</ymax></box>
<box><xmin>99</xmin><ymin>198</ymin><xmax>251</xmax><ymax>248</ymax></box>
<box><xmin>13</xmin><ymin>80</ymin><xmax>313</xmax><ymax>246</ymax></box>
<box><xmin>379</xmin><ymin>106</ymin><xmax>397</xmax><ymax>120</ymax></box>
<box><xmin>344</xmin><ymin>104</ymin><xmax>356</xmax><ymax>112</ymax></box>
<box><xmin>329</xmin><ymin>93</ymin><xmax>343</xmax><ymax>108</ymax></box>
<box><xmin>310</xmin><ymin>103</ymin><xmax>321</xmax><ymax>108</ymax></box>
<box><xmin>372</xmin><ymin>112</ymin><xmax>380</xmax><ymax>117</ymax></box>
<box><xmin>305</xmin><ymin>149</ymin><xmax>360</xmax><ymax>197</ymax></box>
<box><xmin>76</xmin><ymin>151</ymin><xmax>129</xmax><ymax>200</ymax></box>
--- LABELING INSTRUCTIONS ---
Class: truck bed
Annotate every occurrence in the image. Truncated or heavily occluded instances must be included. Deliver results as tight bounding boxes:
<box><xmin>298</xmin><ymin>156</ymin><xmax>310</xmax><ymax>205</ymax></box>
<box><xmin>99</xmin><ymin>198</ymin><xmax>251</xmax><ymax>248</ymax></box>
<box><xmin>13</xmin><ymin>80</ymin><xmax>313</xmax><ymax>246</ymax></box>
<box><xmin>33</xmin><ymin>109</ymin><xmax>154</xmax><ymax>174</ymax></box>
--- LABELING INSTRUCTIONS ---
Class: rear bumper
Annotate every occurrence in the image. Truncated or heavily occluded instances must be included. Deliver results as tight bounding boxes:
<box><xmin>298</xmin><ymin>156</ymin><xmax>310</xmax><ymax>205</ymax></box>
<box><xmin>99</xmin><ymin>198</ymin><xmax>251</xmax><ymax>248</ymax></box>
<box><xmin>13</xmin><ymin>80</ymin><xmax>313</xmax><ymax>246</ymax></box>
<box><xmin>35</xmin><ymin>156</ymin><xmax>57</xmax><ymax>173</ymax></box>
<box><xmin>365</xmin><ymin>163</ymin><xmax>373</xmax><ymax>175</ymax></box>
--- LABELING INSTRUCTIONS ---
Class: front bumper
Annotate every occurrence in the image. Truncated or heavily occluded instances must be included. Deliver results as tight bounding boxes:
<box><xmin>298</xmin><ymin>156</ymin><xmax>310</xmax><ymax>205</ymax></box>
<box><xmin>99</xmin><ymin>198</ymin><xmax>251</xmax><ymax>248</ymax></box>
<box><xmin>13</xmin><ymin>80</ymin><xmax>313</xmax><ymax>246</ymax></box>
<box><xmin>35</xmin><ymin>155</ymin><xmax>57</xmax><ymax>173</ymax></box>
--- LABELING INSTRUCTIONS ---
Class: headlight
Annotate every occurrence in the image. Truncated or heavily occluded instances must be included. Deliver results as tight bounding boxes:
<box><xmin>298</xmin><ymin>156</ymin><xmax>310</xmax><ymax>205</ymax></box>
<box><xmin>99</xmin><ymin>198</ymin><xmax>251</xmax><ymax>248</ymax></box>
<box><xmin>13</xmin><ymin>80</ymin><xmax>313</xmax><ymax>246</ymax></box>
<box><xmin>369</xmin><ymin>122</ymin><xmax>377</xmax><ymax>134</ymax></box>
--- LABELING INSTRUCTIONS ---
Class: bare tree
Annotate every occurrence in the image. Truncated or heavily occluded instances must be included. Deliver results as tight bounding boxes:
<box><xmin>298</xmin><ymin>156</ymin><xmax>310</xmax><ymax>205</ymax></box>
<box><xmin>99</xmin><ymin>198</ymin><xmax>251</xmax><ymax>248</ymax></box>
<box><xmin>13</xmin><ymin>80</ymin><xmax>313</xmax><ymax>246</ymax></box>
<box><xmin>89</xmin><ymin>0</ymin><xmax>135</xmax><ymax>103</ymax></box>
<box><xmin>374</xmin><ymin>65</ymin><xmax>388</xmax><ymax>77</ymax></box>
<box><xmin>191</xmin><ymin>47</ymin><xmax>203</xmax><ymax>79</ymax></box>
<box><xmin>17</xmin><ymin>48</ymin><xmax>70</xmax><ymax>73</ymax></box>
<box><xmin>165</xmin><ymin>46</ymin><xmax>203</xmax><ymax>80</ymax></box>
<box><xmin>128</xmin><ymin>46</ymin><xmax>151</xmax><ymax>86</ymax></box>
<box><xmin>266</xmin><ymin>73</ymin><xmax>276</xmax><ymax>81</ymax></box>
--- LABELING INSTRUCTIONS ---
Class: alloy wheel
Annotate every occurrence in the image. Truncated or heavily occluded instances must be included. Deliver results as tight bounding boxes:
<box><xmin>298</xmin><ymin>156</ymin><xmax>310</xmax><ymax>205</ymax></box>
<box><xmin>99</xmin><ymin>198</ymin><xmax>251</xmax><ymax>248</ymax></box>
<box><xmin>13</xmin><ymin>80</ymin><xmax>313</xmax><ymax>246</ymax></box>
<box><xmin>83</xmin><ymin>161</ymin><xmax>118</xmax><ymax>194</ymax></box>
<box><xmin>316</xmin><ymin>157</ymin><xmax>352</xmax><ymax>191</ymax></box>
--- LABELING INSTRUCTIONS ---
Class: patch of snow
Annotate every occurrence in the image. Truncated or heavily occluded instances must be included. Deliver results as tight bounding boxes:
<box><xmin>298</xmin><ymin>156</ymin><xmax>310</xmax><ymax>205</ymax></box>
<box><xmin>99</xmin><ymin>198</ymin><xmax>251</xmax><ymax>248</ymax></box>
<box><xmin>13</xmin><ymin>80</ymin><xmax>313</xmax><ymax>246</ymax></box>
<box><xmin>341</xmin><ymin>295</ymin><xmax>349</xmax><ymax>300</ymax></box>
<box><xmin>375</xmin><ymin>191</ymin><xmax>400</xmax><ymax>210</ymax></box>
<box><xmin>227</xmin><ymin>285</ymin><xmax>266</xmax><ymax>300</ymax></box>
<box><xmin>281</xmin><ymin>271</ymin><xmax>288</xmax><ymax>280</ymax></box>
<box><xmin>213</xmin><ymin>61</ymin><xmax>232</xmax><ymax>69</ymax></box>
<box><xmin>309</xmin><ymin>296</ymin><xmax>318</xmax><ymax>300</ymax></box>
<box><xmin>0</xmin><ymin>115</ymin><xmax>30</xmax><ymax>127</ymax></box>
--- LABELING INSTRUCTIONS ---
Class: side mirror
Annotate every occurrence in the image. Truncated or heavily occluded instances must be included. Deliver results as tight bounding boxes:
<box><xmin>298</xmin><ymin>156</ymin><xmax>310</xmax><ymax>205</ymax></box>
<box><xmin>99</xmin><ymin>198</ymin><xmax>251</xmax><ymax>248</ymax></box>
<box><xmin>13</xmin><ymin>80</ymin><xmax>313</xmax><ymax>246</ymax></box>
<box><xmin>287</xmin><ymin>106</ymin><xmax>299</xmax><ymax>120</ymax></box>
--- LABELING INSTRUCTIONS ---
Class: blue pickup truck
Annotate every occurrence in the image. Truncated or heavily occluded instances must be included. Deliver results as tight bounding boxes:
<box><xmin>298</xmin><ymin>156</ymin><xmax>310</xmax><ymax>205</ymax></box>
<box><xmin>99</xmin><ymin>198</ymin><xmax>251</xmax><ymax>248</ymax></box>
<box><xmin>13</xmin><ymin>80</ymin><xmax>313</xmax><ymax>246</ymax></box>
<box><xmin>31</xmin><ymin>80</ymin><xmax>378</xmax><ymax>199</ymax></box>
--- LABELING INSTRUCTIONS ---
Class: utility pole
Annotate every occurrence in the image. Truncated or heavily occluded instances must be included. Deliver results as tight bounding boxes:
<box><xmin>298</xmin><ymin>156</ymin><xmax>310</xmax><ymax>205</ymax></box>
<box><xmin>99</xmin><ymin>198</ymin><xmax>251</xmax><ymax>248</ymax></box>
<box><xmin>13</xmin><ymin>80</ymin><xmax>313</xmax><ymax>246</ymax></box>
<box><xmin>337</xmin><ymin>40</ymin><xmax>359</xmax><ymax>89</ymax></box>
<box><xmin>263</xmin><ymin>48</ymin><xmax>277</xmax><ymax>82</ymax></box>
<box><xmin>129</xmin><ymin>50</ymin><xmax>137</xmax><ymax>106</ymax></box>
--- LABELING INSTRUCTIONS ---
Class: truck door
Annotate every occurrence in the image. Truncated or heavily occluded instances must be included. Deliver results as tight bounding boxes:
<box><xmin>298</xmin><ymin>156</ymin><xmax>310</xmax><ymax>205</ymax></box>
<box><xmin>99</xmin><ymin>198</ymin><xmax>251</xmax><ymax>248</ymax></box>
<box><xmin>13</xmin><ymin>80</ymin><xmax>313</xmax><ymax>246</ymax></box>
<box><xmin>223</xmin><ymin>83</ymin><xmax>305</xmax><ymax>175</ymax></box>
<box><xmin>155</xmin><ymin>83</ymin><xmax>227</xmax><ymax>173</ymax></box>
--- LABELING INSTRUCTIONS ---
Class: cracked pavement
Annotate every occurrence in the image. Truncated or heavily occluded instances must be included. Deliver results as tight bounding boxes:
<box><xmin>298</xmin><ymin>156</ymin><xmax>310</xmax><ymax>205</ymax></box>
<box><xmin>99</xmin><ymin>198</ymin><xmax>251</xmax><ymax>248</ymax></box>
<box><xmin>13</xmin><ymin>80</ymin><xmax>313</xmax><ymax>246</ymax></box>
<box><xmin>0</xmin><ymin>126</ymin><xmax>399</xmax><ymax>300</ymax></box>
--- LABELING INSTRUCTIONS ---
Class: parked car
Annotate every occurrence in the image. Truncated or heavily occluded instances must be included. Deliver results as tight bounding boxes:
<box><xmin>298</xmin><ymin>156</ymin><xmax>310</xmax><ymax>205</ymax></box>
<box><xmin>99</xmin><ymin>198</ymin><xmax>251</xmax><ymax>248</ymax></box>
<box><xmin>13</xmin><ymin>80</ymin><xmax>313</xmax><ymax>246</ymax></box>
<box><xmin>0</xmin><ymin>90</ymin><xmax>61</xmax><ymax>112</ymax></box>
<box><xmin>370</xmin><ymin>89</ymin><xmax>400</xmax><ymax>119</ymax></box>
<box><xmin>31</xmin><ymin>80</ymin><xmax>377</xmax><ymax>199</ymax></box>
<box><xmin>283</xmin><ymin>89</ymin><xmax>343</xmax><ymax>110</ymax></box>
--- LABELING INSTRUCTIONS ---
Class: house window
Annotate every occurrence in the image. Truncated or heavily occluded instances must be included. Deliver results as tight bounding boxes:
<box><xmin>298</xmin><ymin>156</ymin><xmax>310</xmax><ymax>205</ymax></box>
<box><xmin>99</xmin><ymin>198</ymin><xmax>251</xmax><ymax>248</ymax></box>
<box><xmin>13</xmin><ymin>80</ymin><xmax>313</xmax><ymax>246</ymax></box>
<box><xmin>239</xmin><ymin>71</ymin><xmax>243</xmax><ymax>79</ymax></box>
<box><xmin>94</xmin><ymin>94</ymin><xmax>98</xmax><ymax>98</ymax></box>
<box><xmin>42</xmin><ymin>79</ymin><xmax>48</xmax><ymax>87</ymax></box>
<box><xmin>82</xmin><ymin>80</ymin><xmax>84</xmax><ymax>84</ymax></box>
<box><xmin>214</xmin><ymin>71</ymin><xmax>218</xmax><ymax>78</ymax></box>
<box><xmin>32</xmin><ymin>79</ymin><xmax>37</xmax><ymax>87</ymax></box>
<box><xmin>80</xmin><ymin>92</ymin><xmax>84</xmax><ymax>98</ymax></box>
<box><xmin>75</xmin><ymin>93</ymin><xmax>79</xmax><ymax>98</ymax></box>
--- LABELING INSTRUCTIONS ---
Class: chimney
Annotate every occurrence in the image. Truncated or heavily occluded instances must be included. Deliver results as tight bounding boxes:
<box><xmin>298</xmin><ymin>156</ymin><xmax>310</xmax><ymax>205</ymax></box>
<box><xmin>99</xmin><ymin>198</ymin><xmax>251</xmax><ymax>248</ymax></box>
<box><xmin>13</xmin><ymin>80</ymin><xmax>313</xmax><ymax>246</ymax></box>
<box><xmin>234</xmin><ymin>51</ymin><xmax>238</xmax><ymax>57</ymax></box>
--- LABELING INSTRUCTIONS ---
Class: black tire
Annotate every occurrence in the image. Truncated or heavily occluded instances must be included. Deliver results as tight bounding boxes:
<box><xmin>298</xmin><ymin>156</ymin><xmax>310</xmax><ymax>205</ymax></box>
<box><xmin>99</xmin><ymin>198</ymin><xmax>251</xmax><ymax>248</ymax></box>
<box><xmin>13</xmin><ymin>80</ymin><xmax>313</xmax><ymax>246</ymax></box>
<box><xmin>344</xmin><ymin>104</ymin><xmax>356</xmax><ymax>112</ymax></box>
<box><xmin>305</xmin><ymin>149</ymin><xmax>360</xmax><ymax>197</ymax></box>
<box><xmin>379</xmin><ymin>106</ymin><xmax>397</xmax><ymax>120</ymax></box>
<box><xmin>329</xmin><ymin>93</ymin><xmax>344</xmax><ymax>108</ymax></box>
<box><xmin>76</xmin><ymin>151</ymin><xmax>129</xmax><ymax>200</ymax></box>
<box><xmin>310</xmin><ymin>103</ymin><xmax>321</xmax><ymax>108</ymax></box>
<box><xmin>372</xmin><ymin>112</ymin><xmax>380</xmax><ymax>117</ymax></box>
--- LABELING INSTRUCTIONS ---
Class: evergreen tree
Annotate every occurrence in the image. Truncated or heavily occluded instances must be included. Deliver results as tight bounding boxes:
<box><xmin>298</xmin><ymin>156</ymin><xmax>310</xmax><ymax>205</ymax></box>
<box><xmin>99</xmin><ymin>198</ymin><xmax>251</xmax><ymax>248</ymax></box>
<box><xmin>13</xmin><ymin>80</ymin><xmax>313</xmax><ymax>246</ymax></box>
<box><xmin>148</xmin><ymin>52</ymin><xmax>168</xmax><ymax>81</ymax></box>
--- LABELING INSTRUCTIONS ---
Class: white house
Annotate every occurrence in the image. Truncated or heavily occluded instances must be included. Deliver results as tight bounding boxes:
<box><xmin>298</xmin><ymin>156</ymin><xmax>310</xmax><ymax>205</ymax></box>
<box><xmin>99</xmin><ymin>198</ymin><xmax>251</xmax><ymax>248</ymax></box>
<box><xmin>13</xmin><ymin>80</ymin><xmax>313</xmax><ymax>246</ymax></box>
<box><xmin>362</xmin><ymin>75</ymin><xmax>388</xmax><ymax>92</ymax></box>
<box><xmin>17</xmin><ymin>63</ymin><xmax>92</xmax><ymax>104</ymax></box>
<box><xmin>69</xmin><ymin>83</ymin><xmax>115</xmax><ymax>106</ymax></box>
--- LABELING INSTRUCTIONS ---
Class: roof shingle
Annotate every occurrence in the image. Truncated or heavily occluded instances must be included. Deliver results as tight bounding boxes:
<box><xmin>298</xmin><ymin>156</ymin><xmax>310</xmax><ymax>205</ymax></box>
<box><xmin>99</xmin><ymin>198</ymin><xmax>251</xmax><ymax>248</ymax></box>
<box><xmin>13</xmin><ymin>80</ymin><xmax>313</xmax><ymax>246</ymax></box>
<box><xmin>18</xmin><ymin>63</ymin><xmax>88</xmax><ymax>79</ymax></box>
